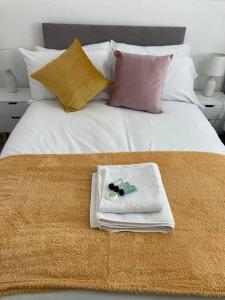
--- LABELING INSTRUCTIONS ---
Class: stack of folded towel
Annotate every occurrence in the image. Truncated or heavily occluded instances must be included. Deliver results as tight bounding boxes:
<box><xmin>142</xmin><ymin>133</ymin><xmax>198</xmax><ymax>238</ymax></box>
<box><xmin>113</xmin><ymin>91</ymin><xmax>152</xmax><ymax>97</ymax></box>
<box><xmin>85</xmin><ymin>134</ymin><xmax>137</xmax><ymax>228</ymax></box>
<box><xmin>90</xmin><ymin>163</ymin><xmax>175</xmax><ymax>233</ymax></box>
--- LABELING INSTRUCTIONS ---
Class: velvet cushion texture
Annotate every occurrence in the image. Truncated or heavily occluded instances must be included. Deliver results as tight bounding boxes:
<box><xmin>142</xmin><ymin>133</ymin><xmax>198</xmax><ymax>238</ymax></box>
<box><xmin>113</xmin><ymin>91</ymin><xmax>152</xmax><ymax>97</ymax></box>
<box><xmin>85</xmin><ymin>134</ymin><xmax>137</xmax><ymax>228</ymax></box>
<box><xmin>108</xmin><ymin>51</ymin><xmax>172</xmax><ymax>113</ymax></box>
<box><xmin>31</xmin><ymin>39</ymin><xmax>112</xmax><ymax>112</ymax></box>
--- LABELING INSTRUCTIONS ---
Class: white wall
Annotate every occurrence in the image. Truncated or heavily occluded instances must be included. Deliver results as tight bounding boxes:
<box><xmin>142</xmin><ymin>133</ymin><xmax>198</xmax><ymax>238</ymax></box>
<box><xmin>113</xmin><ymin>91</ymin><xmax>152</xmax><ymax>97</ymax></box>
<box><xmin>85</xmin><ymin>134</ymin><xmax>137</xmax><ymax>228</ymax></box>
<box><xmin>0</xmin><ymin>0</ymin><xmax>225</xmax><ymax>89</ymax></box>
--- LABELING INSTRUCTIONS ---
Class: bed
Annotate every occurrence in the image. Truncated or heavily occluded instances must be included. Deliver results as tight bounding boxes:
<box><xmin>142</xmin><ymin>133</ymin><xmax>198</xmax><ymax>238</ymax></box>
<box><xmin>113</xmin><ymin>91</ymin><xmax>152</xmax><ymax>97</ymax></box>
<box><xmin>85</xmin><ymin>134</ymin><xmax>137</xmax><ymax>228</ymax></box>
<box><xmin>1</xmin><ymin>24</ymin><xmax>225</xmax><ymax>300</ymax></box>
<box><xmin>1</xmin><ymin>24</ymin><xmax>224</xmax><ymax>158</ymax></box>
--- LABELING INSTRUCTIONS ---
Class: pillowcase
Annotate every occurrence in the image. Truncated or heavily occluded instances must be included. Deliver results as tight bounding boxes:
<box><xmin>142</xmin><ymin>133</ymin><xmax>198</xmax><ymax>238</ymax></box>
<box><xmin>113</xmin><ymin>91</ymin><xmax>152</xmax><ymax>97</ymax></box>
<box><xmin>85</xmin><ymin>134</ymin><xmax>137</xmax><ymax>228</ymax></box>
<box><xmin>36</xmin><ymin>41</ymin><xmax>111</xmax><ymax>52</ymax></box>
<box><xmin>162</xmin><ymin>56</ymin><xmax>200</xmax><ymax>106</ymax></box>
<box><xmin>31</xmin><ymin>39</ymin><xmax>112</xmax><ymax>112</ymax></box>
<box><xmin>19</xmin><ymin>49</ymin><xmax>60</xmax><ymax>100</ymax></box>
<box><xmin>20</xmin><ymin>43</ymin><xmax>113</xmax><ymax>100</ymax></box>
<box><xmin>35</xmin><ymin>46</ymin><xmax>64</xmax><ymax>52</ymax></box>
<box><xmin>107</xmin><ymin>51</ymin><xmax>172</xmax><ymax>113</ymax></box>
<box><xmin>111</xmin><ymin>41</ymin><xmax>191</xmax><ymax>57</ymax></box>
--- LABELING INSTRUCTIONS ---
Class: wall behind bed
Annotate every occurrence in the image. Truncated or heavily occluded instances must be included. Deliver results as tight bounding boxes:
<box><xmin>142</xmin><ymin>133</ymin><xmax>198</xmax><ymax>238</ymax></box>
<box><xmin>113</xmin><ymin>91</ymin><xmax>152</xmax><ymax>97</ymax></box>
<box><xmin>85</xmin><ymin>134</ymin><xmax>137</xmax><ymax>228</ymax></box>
<box><xmin>0</xmin><ymin>0</ymin><xmax>225</xmax><ymax>91</ymax></box>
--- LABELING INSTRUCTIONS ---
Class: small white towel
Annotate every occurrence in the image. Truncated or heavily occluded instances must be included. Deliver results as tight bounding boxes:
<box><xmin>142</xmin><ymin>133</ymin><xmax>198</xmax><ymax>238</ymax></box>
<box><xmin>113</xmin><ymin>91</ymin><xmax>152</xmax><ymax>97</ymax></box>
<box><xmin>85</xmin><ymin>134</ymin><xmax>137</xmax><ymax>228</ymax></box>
<box><xmin>90</xmin><ymin>173</ymin><xmax>175</xmax><ymax>233</ymax></box>
<box><xmin>97</xmin><ymin>163</ymin><xmax>164</xmax><ymax>214</ymax></box>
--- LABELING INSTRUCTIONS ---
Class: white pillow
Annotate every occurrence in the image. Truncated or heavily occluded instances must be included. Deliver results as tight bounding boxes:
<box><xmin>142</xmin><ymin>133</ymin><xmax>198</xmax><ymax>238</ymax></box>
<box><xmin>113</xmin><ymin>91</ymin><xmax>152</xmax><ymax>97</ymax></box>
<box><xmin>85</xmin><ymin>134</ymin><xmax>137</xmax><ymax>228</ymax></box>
<box><xmin>36</xmin><ymin>41</ymin><xmax>111</xmax><ymax>52</ymax></box>
<box><xmin>111</xmin><ymin>40</ymin><xmax>191</xmax><ymax>57</ymax></box>
<box><xmin>35</xmin><ymin>46</ymin><xmax>64</xmax><ymax>53</ymax></box>
<box><xmin>162</xmin><ymin>56</ymin><xmax>200</xmax><ymax>106</ymax></box>
<box><xmin>83</xmin><ymin>41</ymin><xmax>112</xmax><ymax>51</ymax></box>
<box><xmin>20</xmin><ymin>45</ymin><xmax>113</xmax><ymax>101</ymax></box>
<box><xmin>19</xmin><ymin>49</ymin><xmax>59</xmax><ymax>100</ymax></box>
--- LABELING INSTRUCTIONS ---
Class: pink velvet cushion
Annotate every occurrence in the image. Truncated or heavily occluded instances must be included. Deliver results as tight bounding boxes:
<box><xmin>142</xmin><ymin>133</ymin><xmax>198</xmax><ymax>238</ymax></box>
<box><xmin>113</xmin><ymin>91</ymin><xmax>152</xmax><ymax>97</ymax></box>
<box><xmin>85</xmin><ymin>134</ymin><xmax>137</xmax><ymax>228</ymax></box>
<box><xmin>107</xmin><ymin>51</ymin><xmax>172</xmax><ymax>113</ymax></box>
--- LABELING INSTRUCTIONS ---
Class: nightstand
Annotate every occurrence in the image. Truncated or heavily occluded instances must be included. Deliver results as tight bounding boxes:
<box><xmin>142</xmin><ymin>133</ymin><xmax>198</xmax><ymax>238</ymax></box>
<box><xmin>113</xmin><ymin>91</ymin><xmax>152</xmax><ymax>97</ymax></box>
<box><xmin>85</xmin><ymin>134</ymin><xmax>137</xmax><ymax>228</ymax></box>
<box><xmin>196</xmin><ymin>91</ymin><xmax>225</xmax><ymax>134</ymax></box>
<box><xmin>0</xmin><ymin>88</ymin><xmax>31</xmax><ymax>133</ymax></box>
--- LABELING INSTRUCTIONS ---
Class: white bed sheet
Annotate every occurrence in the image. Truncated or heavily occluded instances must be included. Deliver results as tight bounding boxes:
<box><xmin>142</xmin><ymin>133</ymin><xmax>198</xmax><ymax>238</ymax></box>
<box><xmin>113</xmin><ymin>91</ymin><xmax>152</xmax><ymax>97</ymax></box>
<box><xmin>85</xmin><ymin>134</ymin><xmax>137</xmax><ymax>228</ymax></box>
<box><xmin>1</xmin><ymin>99</ymin><xmax>225</xmax><ymax>157</ymax></box>
<box><xmin>1</xmin><ymin>100</ymin><xmax>225</xmax><ymax>300</ymax></box>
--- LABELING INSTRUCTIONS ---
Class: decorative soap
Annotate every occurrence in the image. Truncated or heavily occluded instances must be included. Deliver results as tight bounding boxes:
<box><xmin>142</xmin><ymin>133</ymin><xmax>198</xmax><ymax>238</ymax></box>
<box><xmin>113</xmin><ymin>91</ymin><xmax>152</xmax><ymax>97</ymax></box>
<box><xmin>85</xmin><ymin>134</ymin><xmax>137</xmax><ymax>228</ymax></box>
<box><xmin>106</xmin><ymin>191</ymin><xmax>118</xmax><ymax>201</ymax></box>
<box><xmin>108</xmin><ymin>178</ymin><xmax>137</xmax><ymax>197</ymax></box>
<box><xmin>119</xmin><ymin>185</ymin><xmax>137</xmax><ymax>196</ymax></box>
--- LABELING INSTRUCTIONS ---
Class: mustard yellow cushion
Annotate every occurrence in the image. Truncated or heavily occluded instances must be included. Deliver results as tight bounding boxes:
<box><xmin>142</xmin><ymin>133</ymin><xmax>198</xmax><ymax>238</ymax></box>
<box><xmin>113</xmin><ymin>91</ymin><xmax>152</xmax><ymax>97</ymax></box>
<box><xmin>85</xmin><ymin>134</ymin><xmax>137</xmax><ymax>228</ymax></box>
<box><xmin>31</xmin><ymin>39</ymin><xmax>112</xmax><ymax>112</ymax></box>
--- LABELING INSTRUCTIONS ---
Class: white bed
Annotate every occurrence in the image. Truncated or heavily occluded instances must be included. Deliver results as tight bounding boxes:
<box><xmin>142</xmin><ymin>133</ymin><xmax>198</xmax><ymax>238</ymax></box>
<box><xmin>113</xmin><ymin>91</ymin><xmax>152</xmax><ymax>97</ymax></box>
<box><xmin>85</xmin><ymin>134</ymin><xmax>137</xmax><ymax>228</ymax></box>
<box><xmin>1</xmin><ymin>99</ymin><xmax>225</xmax><ymax>158</ymax></box>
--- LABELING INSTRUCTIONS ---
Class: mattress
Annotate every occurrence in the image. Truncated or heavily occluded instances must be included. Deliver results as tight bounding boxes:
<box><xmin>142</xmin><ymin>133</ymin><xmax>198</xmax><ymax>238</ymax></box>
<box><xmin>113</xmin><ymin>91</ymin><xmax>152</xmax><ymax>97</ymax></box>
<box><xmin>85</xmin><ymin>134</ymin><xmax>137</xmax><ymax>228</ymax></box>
<box><xmin>1</xmin><ymin>99</ymin><xmax>225</xmax><ymax>157</ymax></box>
<box><xmin>1</xmin><ymin>99</ymin><xmax>225</xmax><ymax>300</ymax></box>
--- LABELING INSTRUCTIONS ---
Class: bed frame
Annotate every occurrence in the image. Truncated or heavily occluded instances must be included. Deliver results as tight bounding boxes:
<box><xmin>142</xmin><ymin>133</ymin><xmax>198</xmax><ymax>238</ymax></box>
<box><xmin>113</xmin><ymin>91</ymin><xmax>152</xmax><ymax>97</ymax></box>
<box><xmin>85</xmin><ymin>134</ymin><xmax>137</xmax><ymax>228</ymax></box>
<box><xmin>42</xmin><ymin>23</ymin><xmax>186</xmax><ymax>49</ymax></box>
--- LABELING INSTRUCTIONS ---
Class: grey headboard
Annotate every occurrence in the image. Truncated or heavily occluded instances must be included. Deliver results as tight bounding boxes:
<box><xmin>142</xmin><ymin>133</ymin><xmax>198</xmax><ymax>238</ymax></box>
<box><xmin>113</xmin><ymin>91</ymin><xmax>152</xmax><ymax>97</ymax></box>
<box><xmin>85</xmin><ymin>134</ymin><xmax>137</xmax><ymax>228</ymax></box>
<box><xmin>42</xmin><ymin>23</ymin><xmax>186</xmax><ymax>49</ymax></box>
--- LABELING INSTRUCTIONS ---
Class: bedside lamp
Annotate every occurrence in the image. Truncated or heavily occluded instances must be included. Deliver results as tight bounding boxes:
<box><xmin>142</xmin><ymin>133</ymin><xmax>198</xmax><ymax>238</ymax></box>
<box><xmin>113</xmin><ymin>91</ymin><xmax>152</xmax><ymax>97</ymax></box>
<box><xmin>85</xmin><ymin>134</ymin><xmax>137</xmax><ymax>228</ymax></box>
<box><xmin>203</xmin><ymin>53</ymin><xmax>225</xmax><ymax>97</ymax></box>
<box><xmin>0</xmin><ymin>49</ymin><xmax>18</xmax><ymax>93</ymax></box>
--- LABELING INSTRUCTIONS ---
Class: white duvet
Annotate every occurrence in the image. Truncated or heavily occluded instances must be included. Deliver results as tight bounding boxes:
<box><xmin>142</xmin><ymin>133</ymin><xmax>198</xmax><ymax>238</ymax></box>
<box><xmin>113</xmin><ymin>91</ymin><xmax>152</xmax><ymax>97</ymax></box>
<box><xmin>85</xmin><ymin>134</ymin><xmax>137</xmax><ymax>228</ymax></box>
<box><xmin>1</xmin><ymin>99</ymin><xmax>225</xmax><ymax>157</ymax></box>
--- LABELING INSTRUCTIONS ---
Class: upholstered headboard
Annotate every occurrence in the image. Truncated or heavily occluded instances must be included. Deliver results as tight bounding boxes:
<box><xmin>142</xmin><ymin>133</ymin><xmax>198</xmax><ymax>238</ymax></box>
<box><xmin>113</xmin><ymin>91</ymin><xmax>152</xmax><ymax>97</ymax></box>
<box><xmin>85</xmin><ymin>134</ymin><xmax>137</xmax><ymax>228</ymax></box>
<box><xmin>42</xmin><ymin>23</ymin><xmax>186</xmax><ymax>49</ymax></box>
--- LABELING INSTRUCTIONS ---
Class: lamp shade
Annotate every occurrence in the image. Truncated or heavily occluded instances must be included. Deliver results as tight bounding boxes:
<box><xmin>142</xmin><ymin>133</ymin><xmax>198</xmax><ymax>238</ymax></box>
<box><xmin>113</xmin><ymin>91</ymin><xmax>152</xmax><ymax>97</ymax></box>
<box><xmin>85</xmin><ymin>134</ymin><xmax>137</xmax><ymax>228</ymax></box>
<box><xmin>204</xmin><ymin>53</ymin><xmax>225</xmax><ymax>77</ymax></box>
<box><xmin>0</xmin><ymin>49</ymin><xmax>14</xmax><ymax>70</ymax></box>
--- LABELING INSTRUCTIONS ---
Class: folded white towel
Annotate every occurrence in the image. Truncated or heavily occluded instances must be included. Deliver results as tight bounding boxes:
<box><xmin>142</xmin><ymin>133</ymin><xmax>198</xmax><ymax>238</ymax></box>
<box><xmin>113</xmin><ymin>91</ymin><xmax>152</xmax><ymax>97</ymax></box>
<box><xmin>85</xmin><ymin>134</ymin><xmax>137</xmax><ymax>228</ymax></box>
<box><xmin>97</xmin><ymin>163</ymin><xmax>164</xmax><ymax>214</ymax></box>
<box><xmin>90</xmin><ymin>173</ymin><xmax>175</xmax><ymax>233</ymax></box>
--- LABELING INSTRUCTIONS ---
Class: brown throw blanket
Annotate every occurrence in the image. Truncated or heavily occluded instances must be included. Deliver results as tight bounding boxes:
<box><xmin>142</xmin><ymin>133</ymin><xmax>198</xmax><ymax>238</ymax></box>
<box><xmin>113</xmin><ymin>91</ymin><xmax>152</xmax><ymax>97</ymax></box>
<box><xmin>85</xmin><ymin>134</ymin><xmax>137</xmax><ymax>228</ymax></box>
<box><xmin>1</xmin><ymin>152</ymin><xmax>225</xmax><ymax>297</ymax></box>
